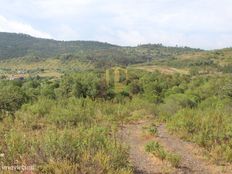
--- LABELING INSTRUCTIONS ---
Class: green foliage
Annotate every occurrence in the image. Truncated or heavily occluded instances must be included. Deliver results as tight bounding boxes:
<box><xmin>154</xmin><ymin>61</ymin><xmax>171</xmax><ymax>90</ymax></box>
<box><xmin>0</xmin><ymin>82</ymin><xmax>26</xmax><ymax>115</ymax></box>
<box><xmin>167</xmin><ymin>98</ymin><xmax>232</xmax><ymax>162</ymax></box>
<box><xmin>0</xmin><ymin>32</ymin><xmax>201</xmax><ymax>68</ymax></box>
<box><xmin>56</xmin><ymin>72</ymin><xmax>103</xmax><ymax>100</ymax></box>
<box><xmin>128</xmin><ymin>80</ymin><xmax>142</xmax><ymax>94</ymax></box>
<box><xmin>22</xmin><ymin>97</ymin><xmax>54</xmax><ymax>117</ymax></box>
<box><xmin>0</xmin><ymin>61</ymin><xmax>232</xmax><ymax>172</ymax></box>
<box><xmin>137</xmin><ymin>72</ymin><xmax>232</xmax><ymax>163</ymax></box>
<box><xmin>220</xmin><ymin>64</ymin><xmax>232</xmax><ymax>73</ymax></box>
<box><xmin>166</xmin><ymin>153</ymin><xmax>181</xmax><ymax>168</ymax></box>
<box><xmin>148</xmin><ymin>125</ymin><xmax>158</xmax><ymax>136</ymax></box>
<box><xmin>143</xmin><ymin>123</ymin><xmax>158</xmax><ymax>136</ymax></box>
<box><xmin>145</xmin><ymin>141</ymin><xmax>181</xmax><ymax>167</ymax></box>
<box><xmin>189</xmin><ymin>67</ymin><xmax>199</xmax><ymax>76</ymax></box>
<box><xmin>0</xmin><ymin>72</ymin><xmax>160</xmax><ymax>173</ymax></box>
<box><xmin>145</xmin><ymin>141</ymin><xmax>167</xmax><ymax>160</ymax></box>
<box><xmin>0</xmin><ymin>32</ymin><xmax>116</xmax><ymax>59</ymax></box>
<box><xmin>0</xmin><ymin>96</ymin><xmax>140</xmax><ymax>173</ymax></box>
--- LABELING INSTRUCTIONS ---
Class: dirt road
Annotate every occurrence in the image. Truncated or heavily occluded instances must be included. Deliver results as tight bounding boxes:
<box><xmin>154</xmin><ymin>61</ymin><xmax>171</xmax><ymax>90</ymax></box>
<box><xmin>118</xmin><ymin>121</ymin><xmax>231</xmax><ymax>174</ymax></box>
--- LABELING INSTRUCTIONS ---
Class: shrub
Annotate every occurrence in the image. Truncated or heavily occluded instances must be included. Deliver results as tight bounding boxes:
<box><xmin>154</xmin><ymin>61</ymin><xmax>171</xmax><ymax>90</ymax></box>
<box><xmin>22</xmin><ymin>97</ymin><xmax>54</xmax><ymax>117</ymax></box>
<box><xmin>167</xmin><ymin>105</ymin><xmax>232</xmax><ymax>162</ymax></box>
<box><xmin>0</xmin><ymin>84</ymin><xmax>26</xmax><ymax>115</ymax></box>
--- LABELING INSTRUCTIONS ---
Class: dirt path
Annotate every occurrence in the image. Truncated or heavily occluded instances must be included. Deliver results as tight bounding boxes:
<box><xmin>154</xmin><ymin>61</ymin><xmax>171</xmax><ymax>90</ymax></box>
<box><xmin>118</xmin><ymin>121</ymin><xmax>172</xmax><ymax>174</ymax></box>
<box><xmin>156</xmin><ymin>124</ymin><xmax>210</xmax><ymax>174</ymax></box>
<box><xmin>119</xmin><ymin>121</ymin><xmax>231</xmax><ymax>174</ymax></box>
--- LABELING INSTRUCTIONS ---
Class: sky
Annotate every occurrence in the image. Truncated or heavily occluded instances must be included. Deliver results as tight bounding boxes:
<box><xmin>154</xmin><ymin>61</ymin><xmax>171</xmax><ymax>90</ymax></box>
<box><xmin>0</xmin><ymin>0</ymin><xmax>232</xmax><ymax>49</ymax></box>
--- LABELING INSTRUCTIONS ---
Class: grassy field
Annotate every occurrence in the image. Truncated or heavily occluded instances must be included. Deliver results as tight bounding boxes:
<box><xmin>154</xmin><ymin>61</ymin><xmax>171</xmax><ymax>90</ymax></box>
<box><xmin>129</xmin><ymin>64</ymin><xmax>189</xmax><ymax>74</ymax></box>
<box><xmin>0</xmin><ymin>57</ymin><xmax>94</xmax><ymax>78</ymax></box>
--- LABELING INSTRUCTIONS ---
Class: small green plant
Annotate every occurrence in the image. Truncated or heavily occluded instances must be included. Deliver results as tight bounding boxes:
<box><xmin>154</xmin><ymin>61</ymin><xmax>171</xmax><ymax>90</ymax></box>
<box><xmin>166</xmin><ymin>153</ymin><xmax>181</xmax><ymax>167</ymax></box>
<box><xmin>145</xmin><ymin>141</ymin><xmax>181</xmax><ymax>167</ymax></box>
<box><xmin>145</xmin><ymin>141</ymin><xmax>159</xmax><ymax>152</ymax></box>
<box><xmin>145</xmin><ymin>141</ymin><xmax>166</xmax><ymax>160</ymax></box>
<box><xmin>148</xmin><ymin>124</ymin><xmax>158</xmax><ymax>136</ymax></box>
<box><xmin>142</xmin><ymin>123</ymin><xmax>158</xmax><ymax>138</ymax></box>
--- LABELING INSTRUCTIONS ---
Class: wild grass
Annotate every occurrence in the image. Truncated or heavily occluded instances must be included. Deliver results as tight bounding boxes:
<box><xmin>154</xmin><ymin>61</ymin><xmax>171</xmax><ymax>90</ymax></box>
<box><xmin>0</xmin><ymin>93</ymin><xmax>157</xmax><ymax>173</ymax></box>
<box><xmin>145</xmin><ymin>141</ymin><xmax>181</xmax><ymax>167</ymax></box>
<box><xmin>142</xmin><ymin>123</ymin><xmax>158</xmax><ymax>139</ymax></box>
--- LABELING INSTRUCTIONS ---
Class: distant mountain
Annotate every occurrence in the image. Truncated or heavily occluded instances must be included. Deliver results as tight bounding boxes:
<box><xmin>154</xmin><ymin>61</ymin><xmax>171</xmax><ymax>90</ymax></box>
<box><xmin>0</xmin><ymin>32</ymin><xmax>118</xmax><ymax>59</ymax></box>
<box><xmin>0</xmin><ymin>32</ymin><xmax>205</xmax><ymax>67</ymax></box>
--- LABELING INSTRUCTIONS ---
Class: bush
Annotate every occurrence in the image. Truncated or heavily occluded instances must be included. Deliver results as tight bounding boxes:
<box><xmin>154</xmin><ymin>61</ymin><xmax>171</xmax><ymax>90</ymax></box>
<box><xmin>22</xmin><ymin>97</ymin><xmax>54</xmax><ymax>117</ymax></box>
<box><xmin>0</xmin><ymin>83</ymin><xmax>26</xmax><ymax>115</ymax></box>
<box><xmin>167</xmin><ymin>105</ymin><xmax>232</xmax><ymax>162</ymax></box>
<box><xmin>158</xmin><ymin>93</ymin><xmax>197</xmax><ymax>121</ymax></box>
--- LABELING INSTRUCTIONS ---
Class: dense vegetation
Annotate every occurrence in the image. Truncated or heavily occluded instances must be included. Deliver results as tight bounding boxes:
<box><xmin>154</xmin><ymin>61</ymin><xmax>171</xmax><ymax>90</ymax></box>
<box><xmin>0</xmin><ymin>71</ymin><xmax>157</xmax><ymax>173</ymax></box>
<box><xmin>153</xmin><ymin>48</ymin><xmax>232</xmax><ymax>75</ymax></box>
<box><xmin>0</xmin><ymin>32</ymin><xmax>232</xmax><ymax>173</ymax></box>
<box><xmin>0</xmin><ymin>32</ymin><xmax>117</xmax><ymax>59</ymax></box>
<box><xmin>0</xmin><ymin>66</ymin><xmax>231</xmax><ymax>173</ymax></box>
<box><xmin>0</xmin><ymin>32</ymin><xmax>201</xmax><ymax>67</ymax></box>
<box><xmin>135</xmin><ymin>71</ymin><xmax>232</xmax><ymax>163</ymax></box>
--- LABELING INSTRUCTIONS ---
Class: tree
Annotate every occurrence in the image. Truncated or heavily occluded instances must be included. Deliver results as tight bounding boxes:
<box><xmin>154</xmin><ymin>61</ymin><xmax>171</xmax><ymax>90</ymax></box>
<box><xmin>0</xmin><ymin>84</ymin><xmax>26</xmax><ymax>116</ymax></box>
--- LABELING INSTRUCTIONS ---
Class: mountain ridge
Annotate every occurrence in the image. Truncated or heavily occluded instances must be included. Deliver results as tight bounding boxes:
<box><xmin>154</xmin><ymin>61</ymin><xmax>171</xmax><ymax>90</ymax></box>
<box><xmin>0</xmin><ymin>32</ymin><xmax>202</xmax><ymax>60</ymax></box>
<box><xmin>0</xmin><ymin>32</ymin><xmax>118</xmax><ymax>59</ymax></box>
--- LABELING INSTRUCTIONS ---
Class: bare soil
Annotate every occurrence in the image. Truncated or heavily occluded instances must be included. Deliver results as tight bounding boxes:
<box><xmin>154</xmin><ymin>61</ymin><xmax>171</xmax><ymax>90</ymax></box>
<box><xmin>118</xmin><ymin>121</ymin><xmax>232</xmax><ymax>174</ymax></box>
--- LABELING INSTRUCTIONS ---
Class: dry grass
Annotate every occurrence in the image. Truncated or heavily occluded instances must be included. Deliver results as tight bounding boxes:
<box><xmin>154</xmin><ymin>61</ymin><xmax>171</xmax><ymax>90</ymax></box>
<box><xmin>37</xmin><ymin>70</ymin><xmax>61</xmax><ymax>78</ymax></box>
<box><xmin>0</xmin><ymin>58</ymin><xmax>93</xmax><ymax>78</ymax></box>
<box><xmin>130</xmin><ymin>65</ymin><xmax>189</xmax><ymax>74</ymax></box>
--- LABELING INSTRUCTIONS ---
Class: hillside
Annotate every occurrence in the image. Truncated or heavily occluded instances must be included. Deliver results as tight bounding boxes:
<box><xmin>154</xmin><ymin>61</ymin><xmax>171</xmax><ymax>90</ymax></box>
<box><xmin>0</xmin><ymin>33</ymin><xmax>232</xmax><ymax>174</ymax></box>
<box><xmin>0</xmin><ymin>32</ymin><xmax>201</xmax><ymax>65</ymax></box>
<box><xmin>2</xmin><ymin>32</ymin><xmax>232</xmax><ymax>78</ymax></box>
<box><xmin>151</xmin><ymin>47</ymin><xmax>232</xmax><ymax>74</ymax></box>
<box><xmin>0</xmin><ymin>32</ymin><xmax>118</xmax><ymax>59</ymax></box>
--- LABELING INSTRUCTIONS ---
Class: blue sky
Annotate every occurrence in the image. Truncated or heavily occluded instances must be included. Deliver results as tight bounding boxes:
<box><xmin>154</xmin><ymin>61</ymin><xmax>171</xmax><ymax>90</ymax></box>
<box><xmin>0</xmin><ymin>0</ymin><xmax>232</xmax><ymax>49</ymax></box>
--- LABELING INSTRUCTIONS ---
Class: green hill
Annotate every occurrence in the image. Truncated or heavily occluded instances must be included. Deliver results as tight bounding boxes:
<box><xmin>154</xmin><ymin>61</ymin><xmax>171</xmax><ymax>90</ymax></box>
<box><xmin>0</xmin><ymin>32</ymin><xmax>201</xmax><ymax>64</ymax></box>
<box><xmin>0</xmin><ymin>32</ymin><xmax>118</xmax><ymax>59</ymax></box>
<box><xmin>1</xmin><ymin>32</ymin><xmax>232</xmax><ymax>75</ymax></box>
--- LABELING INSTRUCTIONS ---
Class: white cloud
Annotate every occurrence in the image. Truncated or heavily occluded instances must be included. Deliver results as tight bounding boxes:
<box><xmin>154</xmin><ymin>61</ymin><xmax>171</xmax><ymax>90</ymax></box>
<box><xmin>0</xmin><ymin>0</ymin><xmax>232</xmax><ymax>49</ymax></box>
<box><xmin>53</xmin><ymin>25</ymin><xmax>80</xmax><ymax>40</ymax></box>
<box><xmin>33</xmin><ymin>0</ymin><xmax>94</xmax><ymax>18</ymax></box>
<box><xmin>0</xmin><ymin>15</ymin><xmax>51</xmax><ymax>38</ymax></box>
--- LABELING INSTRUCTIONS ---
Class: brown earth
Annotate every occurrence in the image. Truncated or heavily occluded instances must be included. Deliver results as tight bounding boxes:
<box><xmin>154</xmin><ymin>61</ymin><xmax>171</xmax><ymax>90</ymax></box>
<box><xmin>118</xmin><ymin>121</ymin><xmax>232</xmax><ymax>174</ymax></box>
